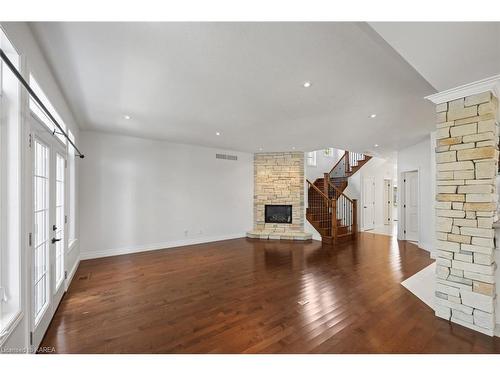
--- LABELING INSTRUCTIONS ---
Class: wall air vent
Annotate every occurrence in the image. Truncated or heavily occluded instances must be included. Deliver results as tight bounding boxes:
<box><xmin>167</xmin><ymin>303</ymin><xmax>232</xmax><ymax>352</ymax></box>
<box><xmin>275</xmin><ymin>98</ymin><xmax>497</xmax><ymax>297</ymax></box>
<box><xmin>216</xmin><ymin>153</ymin><xmax>238</xmax><ymax>161</ymax></box>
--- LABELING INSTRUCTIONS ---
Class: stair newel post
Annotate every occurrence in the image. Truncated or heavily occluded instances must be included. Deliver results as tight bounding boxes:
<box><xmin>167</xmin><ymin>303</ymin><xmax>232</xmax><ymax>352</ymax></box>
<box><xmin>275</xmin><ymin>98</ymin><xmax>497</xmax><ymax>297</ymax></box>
<box><xmin>345</xmin><ymin>151</ymin><xmax>350</xmax><ymax>174</ymax></box>
<box><xmin>352</xmin><ymin>199</ymin><xmax>358</xmax><ymax>237</ymax></box>
<box><xmin>323</xmin><ymin>173</ymin><xmax>329</xmax><ymax>197</ymax></box>
<box><xmin>331</xmin><ymin>198</ymin><xmax>337</xmax><ymax>243</ymax></box>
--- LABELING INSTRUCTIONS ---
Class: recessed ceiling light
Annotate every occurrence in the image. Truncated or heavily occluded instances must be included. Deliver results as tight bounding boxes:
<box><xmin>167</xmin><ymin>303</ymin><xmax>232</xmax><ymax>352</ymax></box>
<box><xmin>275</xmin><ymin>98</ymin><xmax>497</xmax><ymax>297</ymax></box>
<box><xmin>124</xmin><ymin>115</ymin><xmax>131</xmax><ymax>120</ymax></box>
<box><xmin>292</xmin><ymin>147</ymin><xmax>296</xmax><ymax>150</ymax></box>
<box><xmin>374</xmin><ymin>144</ymin><xmax>379</xmax><ymax>148</ymax></box>
<box><xmin>216</xmin><ymin>132</ymin><xmax>221</xmax><ymax>136</ymax></box>
<box><xmin>259</xmin><ymin>147</ymin><xmax>263</xmax><ymax>151</ymax></box>
<box><xmin>303</xmin><ymin>81</ymin><xmax>312</xmax><ymax>88</ymax></box>
<box><xmin>370</xmin><ymin>114</ymin><xmax>377</xmax><ymax>118</ymax></box>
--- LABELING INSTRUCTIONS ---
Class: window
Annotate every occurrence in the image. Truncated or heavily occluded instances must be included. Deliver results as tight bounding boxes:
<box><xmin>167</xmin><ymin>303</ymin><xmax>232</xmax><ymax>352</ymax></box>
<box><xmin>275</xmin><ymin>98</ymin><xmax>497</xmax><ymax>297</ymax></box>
<box><xmin>0</xmin><ymin>27</ymin><xmax>21</xmax><ymax>341</ymax></box>
<box><xmin>306</xmin><ymin>151</ymin><xmax>317</xmax><ymax>166</ymax></box>
<box><xmin>29</xmin><ymin>74</ymin><xmax>67</xmax><ymax>145</ymax></box>
<box><xmin>68</xmin><ymin>130</ymin><xmax>76</xmax><ymax>244</ymax></box>
<box><xmin>324</xmin><ymin>148</ymin><xmax>335</xmax><ymax>157</ymax></box>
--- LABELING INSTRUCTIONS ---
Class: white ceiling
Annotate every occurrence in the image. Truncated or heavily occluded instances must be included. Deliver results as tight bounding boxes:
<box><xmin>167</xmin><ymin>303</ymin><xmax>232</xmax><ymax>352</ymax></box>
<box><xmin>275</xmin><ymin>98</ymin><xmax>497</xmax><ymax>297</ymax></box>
<box><xmin>369</xmin><ymin>22</ymin><xmax>500</xmax><ymax>92</ymax></box>
<box><xmin>30</xmin><ymin>22</ymin><xmax>440</xmax><ymax>154</ymax></box>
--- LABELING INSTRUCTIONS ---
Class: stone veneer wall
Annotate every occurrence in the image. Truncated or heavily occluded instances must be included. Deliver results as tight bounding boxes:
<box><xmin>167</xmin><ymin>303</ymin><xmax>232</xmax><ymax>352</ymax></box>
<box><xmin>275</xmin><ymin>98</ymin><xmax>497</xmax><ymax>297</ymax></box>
<box><xmin>434</xmin><ymin>91</ymin><xmax>499</xmax><ymax>336</ymax></box>
<box><xmin>253</xmin><ymin>152</ymin><xmax>304</xmax><ymax>234</ymax></box>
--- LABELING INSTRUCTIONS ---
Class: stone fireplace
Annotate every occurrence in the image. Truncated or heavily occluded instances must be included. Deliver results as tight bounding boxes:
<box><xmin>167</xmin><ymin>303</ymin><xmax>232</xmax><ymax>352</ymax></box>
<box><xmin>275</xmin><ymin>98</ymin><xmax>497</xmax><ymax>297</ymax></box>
<box><xmin>246</xmin><ymin>152</ymin><xmax>311</xmax><ymax>240</ymax></box>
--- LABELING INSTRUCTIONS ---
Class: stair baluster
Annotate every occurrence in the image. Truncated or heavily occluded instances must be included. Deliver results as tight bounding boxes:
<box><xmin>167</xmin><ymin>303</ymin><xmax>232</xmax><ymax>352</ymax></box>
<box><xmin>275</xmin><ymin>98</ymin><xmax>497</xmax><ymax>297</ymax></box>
<box><xmin>307</xmin><ymin>150</ymin><xmax>371</xmax><ymax>244</ymax></box>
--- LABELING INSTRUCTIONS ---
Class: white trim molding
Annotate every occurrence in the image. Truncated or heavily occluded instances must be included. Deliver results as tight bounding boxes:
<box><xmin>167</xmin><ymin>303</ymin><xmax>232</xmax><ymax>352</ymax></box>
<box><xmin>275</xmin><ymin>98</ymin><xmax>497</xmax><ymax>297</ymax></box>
<box><xmin>0</xmin><ymin>311</ymin><xmax>24</xmax><ymax>348</ymax></box>
<box><xmin>425</xmin><ymin>74</ymin><xmax>500</xmax><ymax>104</ymax></box>
<box><xmin>67</xmin><ymin>238</ymin><xmax>79</xmax><ymax>254</ymax></box>
<box><xmin>80</xmin><ymin>233</ymin><xmax>246</xmax><ymax>260</ymax></box>
<box><xmin>65</xmin><ymin>255</ymin><xmax>80</xmax><ymax>291</ymax></box>
<box><xmin>418</xmin><ymin>242</ymin><xmax>434</xmax><ymax>254</ymax></box>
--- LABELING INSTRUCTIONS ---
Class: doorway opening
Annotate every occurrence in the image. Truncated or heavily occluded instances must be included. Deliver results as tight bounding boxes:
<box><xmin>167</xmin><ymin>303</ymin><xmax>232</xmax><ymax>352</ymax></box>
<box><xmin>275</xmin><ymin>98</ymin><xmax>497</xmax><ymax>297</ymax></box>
<box><xmin>360</xmin><ymin>157</ymin><xmax>398</xmax><ymax>237</ymax></box>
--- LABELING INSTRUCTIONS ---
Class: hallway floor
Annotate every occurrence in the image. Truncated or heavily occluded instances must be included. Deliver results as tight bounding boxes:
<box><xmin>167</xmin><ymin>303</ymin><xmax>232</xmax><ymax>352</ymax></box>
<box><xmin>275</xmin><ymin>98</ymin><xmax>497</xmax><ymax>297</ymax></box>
<box><xmin>41</xmin><ymin>234</ymin><xmax>500</xmax><ymax>353</ymax></box>
<box><xmin>364</xmin><ymin>221</ymin><xmax>398</xmax><ymax>237</ymax></box>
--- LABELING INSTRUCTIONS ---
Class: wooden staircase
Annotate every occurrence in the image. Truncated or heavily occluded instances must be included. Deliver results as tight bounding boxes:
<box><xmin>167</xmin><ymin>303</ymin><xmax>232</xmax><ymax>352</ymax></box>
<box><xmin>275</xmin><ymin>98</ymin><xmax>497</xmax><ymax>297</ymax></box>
<box><xmin>306</xmin><ymin>151</ymin><xmax>371</xmax><ymax>244</ymax></box>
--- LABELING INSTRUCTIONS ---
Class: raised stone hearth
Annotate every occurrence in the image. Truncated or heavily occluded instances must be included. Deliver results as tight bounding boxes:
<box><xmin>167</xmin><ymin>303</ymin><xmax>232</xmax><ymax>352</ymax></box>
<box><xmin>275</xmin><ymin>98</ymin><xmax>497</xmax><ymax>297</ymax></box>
<box><xmin>246</xmin><ymin>230</ymin><xmax>312</xmax><ymax>240</ymax></box>
<box><xmin>247</xmin><ymin>152</ymin><xmax>311</xmax><ymax>241</ymax></box>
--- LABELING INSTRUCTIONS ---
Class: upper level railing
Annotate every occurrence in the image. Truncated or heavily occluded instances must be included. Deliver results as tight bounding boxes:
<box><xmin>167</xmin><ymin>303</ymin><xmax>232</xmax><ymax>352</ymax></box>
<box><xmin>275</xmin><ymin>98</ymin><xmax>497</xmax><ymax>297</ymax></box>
<box><xmin>329</xmin><ymin>150</ymin><xmax>367</xmax><ymax>179</ymax></box>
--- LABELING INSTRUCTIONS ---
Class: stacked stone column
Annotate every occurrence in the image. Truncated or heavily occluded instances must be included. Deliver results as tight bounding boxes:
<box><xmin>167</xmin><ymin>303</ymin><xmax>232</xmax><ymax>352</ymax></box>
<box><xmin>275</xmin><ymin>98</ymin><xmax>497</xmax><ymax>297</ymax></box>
<box><xmin>434</xmin><ymin>91</ymin><xmax>499</xmax><ymax>336</ymax></box>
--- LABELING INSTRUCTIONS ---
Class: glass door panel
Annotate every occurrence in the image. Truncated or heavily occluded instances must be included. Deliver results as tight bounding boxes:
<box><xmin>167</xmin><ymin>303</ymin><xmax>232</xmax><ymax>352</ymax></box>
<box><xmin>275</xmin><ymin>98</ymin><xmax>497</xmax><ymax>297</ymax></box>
<box><xmin>33</xmin><ymin>139</ymin><xmax>50</xmax><ymax>325</ymax></box>
<box><xmin>55</xmin><ymin>153</ymin><xmax>65</xmax><ymax>288</ymax></box>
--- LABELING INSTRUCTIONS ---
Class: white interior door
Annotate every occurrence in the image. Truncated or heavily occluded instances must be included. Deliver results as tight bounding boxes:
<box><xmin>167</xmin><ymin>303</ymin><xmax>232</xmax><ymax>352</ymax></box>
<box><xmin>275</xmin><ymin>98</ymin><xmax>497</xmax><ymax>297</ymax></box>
<box><xmin>384</xmin><ymin>179</ymin><xmax>391</xmax><ymax>224</ymax></box>
<box><xmin>404</xmin><ymin>171</ymin><xmax>419</xmax><ymax>241</ymax></box>
<box><xmin>362</xmin><ymin>177</ymin><xmax>375</xmax><ymax>230</ymax></box>
<box><xmin>31</xmin><ymin>120</ymin><xmax>66</xmax><ymax>348</ymax></box>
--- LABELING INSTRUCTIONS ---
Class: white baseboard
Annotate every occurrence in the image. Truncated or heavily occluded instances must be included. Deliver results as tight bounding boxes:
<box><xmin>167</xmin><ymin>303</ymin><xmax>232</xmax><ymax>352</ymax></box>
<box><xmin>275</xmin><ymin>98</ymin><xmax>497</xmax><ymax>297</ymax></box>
<box><xmin>65</xmin><ymin>255</ymin><xmax>80</xmax><ymax>290</ymax></box>
<box><xmin>418</xmin><ymin>242</ymin><xmax>434</xmax><ymax>254</ymax></box>
<box><xmin>80</xmin><ymin>233</ymin><xmax>246</xmax><ymax>260</ymax></box>
<box><xmin>304</xmin><ymin>220</ymin><xmax>322</xmax><ymax>241</ymax></box>
<box><xmin>311</xmin><ymin>233</ymin><xmax>322</xmax><ymax>241</ymax></box>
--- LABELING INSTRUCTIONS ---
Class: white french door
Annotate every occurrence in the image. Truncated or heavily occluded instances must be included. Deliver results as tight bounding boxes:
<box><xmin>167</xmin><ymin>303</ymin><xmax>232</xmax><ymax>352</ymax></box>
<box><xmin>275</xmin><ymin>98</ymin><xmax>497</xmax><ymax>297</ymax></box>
<box><xmin>31</xmin><ymin>119</ymin><xmax>67</xmax><ymax>349</ymax></box>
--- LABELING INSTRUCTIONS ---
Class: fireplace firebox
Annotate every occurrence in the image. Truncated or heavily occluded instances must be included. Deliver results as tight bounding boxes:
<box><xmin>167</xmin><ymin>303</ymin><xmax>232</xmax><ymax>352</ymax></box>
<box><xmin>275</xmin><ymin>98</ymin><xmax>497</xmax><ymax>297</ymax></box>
<box><xmin>265</xmin><ymin>205</ymin><xmax>292</xmax><ymax>224</ymax></box>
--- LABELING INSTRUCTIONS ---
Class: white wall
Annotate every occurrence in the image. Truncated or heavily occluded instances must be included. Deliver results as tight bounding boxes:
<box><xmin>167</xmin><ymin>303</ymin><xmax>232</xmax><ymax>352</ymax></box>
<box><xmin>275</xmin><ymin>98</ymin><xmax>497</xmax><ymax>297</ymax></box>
<box><xmin>79</xmin><ymin>131</ymin><xmax>253</xmax><ymax>259</ymax></box>
<box><xmin>0</xmin><ymin>22</ymin><xmax>81</xmax><ymax>351</ymax></box>
<box><xmin>397</xmin><ymin>134</ymin><xmax>434</xmax><ymax>253</ymax></box>
<box><xmin>305</xmin><ymin>148</ymin><xmax>344</xmax><ymax>182</ymax></box>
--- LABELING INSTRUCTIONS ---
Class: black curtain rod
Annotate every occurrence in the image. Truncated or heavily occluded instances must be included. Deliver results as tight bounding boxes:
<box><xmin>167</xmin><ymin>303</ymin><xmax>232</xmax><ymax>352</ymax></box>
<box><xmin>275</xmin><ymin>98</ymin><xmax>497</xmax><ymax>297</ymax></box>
<box><xmin>0</xmin><ymin>48</ymin><xmax>84</xmax><ymax>158</ymax></box>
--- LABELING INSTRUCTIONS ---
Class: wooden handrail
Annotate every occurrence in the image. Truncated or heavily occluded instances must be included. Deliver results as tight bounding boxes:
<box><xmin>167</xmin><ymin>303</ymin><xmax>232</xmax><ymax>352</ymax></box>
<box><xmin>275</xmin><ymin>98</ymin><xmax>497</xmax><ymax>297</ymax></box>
<box><xmin>326</xmin><ymin>179</ymin><xmax>354</xmax><ymax>203</ymax></box>
<box><xmin>328</xmin><ymin>150</ymin><xmax>348</xmax><ymax>176</ymax></box>
<box><xmin>306</xmin><ymin>179</ymin><xmax>331</xmax><ymax>202</ymax></box>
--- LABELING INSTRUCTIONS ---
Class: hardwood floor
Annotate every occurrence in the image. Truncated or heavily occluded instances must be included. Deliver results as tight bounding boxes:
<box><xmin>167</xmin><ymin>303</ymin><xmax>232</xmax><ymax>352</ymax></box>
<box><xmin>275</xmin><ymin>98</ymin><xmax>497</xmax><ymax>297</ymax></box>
<box><xmin>41</xmin><ymin>233</ymin><xmax>500</xmax><ymax>353</ymax></box>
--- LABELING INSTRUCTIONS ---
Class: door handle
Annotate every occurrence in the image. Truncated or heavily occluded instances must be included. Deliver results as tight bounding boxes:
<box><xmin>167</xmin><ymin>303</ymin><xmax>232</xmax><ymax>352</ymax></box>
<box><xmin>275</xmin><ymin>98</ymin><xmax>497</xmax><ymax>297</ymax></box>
<box><xmin>51</xmin><ymin>238</ymin><xmax>61</xmax><ymax>244</ymax></box>
<box><xmin>52</xmin><ymin>224</ymin><xmax>57</xmax><ymax>231</ymax></box>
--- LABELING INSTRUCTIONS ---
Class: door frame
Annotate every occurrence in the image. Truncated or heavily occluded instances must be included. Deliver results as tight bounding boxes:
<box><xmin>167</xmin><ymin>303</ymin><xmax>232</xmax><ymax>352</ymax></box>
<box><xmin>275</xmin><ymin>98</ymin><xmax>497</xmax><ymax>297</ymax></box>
<box><xmin>28</xmin><ymin>113</ymin><xmax>68</xmax><ymax>349</ymax></box>
<box><xmin>361</xmin><ymin>176</ymin><xmax>375</xmax><ymax>231</ymax></box>
<box><xmin>400</xmin><ymin>169</ymin><xmax>419</xmax><ymax>242</ymax></box>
